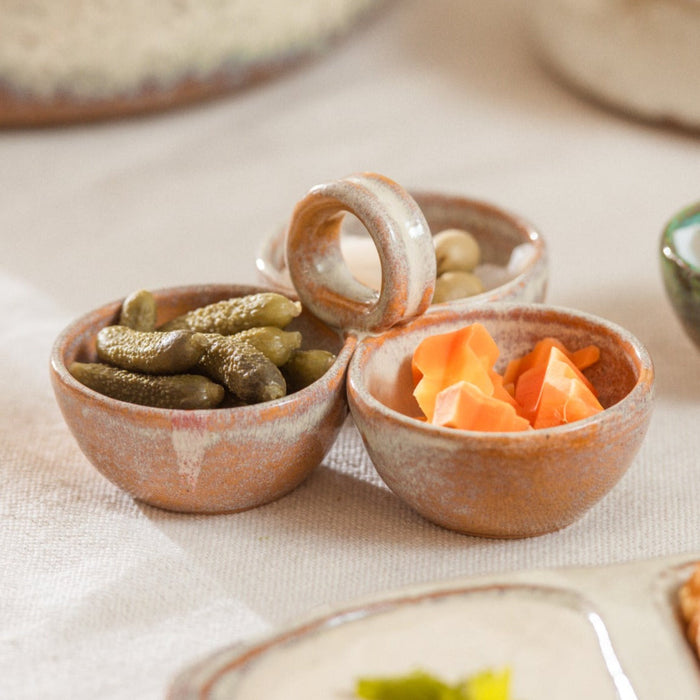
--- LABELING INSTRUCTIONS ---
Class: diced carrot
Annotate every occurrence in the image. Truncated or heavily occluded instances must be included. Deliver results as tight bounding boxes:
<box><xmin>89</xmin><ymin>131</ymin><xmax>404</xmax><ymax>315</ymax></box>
<box><xmin>412</xmin><ymin>323</ymin><xmax>499</xmax><ymax>421</ymax></box>
<box><xmin>502</xmin><ymin>357</ymin><xmax>522</xmax><ymax>386</ymax></box>
<box><xmin>514</xmin><ymin>348</ymin><xmax>603</xmax><ymax>428</ymax></box>
<box><xmin>433</xmin><ymin>381</ymin><xmax>532</xmax><ymax>432</ymax></box>
<box><xmin>414</xmin><ymin>344</ymin><xmax>493</xmax><ymax>421</ymax></box>
<box><xmin>410</xmin><ymin>323</ymin><xmax>603</xmax><ymax>432</ymax></box>
<box><xmin>489</xmin><ymin>369</ymin><xmax>521</xmax><ymax>411</ymax></box>
<box><xmin>570</xmin><ymin>344</ymin><xmax>601</xmax><ymax>371</ymax></box>
<box><xmin>505</xmin><ymin>337</ymin><xmax>599</xmax><ymax>394</ymax></box>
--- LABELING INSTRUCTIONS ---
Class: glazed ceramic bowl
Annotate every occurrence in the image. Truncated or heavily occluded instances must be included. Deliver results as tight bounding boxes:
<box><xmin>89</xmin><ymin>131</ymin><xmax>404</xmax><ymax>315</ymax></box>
<box><xmin>660</xmin><ymin>201</ymin><xmax>700</xmax><ymax>350</ymax></box>
<box><xmin>50</xmin><ymin>284</ymin><xmax>355</xmax><ymax>514</ymax></box>
<box><xmin>528</xmin><ymin>0</ymin><xmax>700</xmax><ymax>130</ymax></box>
<box><xmin>347</xmin><ymin>304</ymin><xmax>655</xmax><ymax>538</ymax></box>
<box><xmin>257</xmin><ymin>191</ymin><xmax>548</xmax><ymax>310</ymax></box>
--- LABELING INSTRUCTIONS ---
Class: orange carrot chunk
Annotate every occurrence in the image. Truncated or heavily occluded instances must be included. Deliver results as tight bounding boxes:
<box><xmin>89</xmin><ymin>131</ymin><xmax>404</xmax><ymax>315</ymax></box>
<box><xmin>412</xmin><ymin>323</ymin><xmax>499</xmax><ymax>421</ymax></box>
<box><xmin>433</xmin><ymin>381</ymin><xmax>532</xmax><ymax>432</ymax></box>
<box><xmin>505</xmin><ymin>337</ymin><xmax>598</xmax><ymax>394</ymax></box>
<box><xmin>514</xmin><ymin>347</ymin><xmax>603</xmax><ymax>429</ymax></box>
<box><xmin>570</xmin><ymin>344</ymin><xmax>601</xmax><ymax>371</ymax></box>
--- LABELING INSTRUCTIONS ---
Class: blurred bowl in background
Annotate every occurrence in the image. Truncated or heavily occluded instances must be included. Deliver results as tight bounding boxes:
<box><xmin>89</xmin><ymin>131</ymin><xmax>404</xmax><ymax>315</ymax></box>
<box><xmin>0</xmin><ymin>0</ymin><xmax>386</xmax><ymax>126</ymax></box>
<box><xmin>528</xmin><ymin>0</ymin><xmax>700</xmax><ymax>130</ymax></box>
<box><xmin>660</xmin><ymin>201</ymin><xmax>700</xmax><ymax>349</ymax></box>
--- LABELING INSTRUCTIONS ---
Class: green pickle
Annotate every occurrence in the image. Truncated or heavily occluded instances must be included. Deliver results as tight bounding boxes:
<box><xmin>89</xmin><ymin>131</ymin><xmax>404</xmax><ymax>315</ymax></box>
<box><xmin>223</xmin><ymin>326</ymin><xmax>302</xmax><ymax>366</ymax></box>
<box><xmin>197</xmin><ymin>335</ymin><xmax>287</xmax><ymax>404</ymax></box>
<box><xmin>118</xmin><ymin>289</ymin><xmax>157</xmax><ymax>331</ymax></box>
<box><xmin>96</xmin><ymin>325</ymin><xmax>205</xmax><ymax>374</ymax></box>
<box><xmin>282</xmin><ymin>349</ymin><xmax>336</xmax><ymax>391</ymax></box>
<box><xmin>69</xmin><ymin>362</ymin><xmax>225</xmax><ymax>409</ymax></box>
<box><xmin>161</xmin><ymin>293</ymin><xmax>301</xmax><ymax>334</ymax></box>
<box><xmin>73</xmin><ymin>290</ymin><xmax>333</xmax><ymax>409</ymax></box>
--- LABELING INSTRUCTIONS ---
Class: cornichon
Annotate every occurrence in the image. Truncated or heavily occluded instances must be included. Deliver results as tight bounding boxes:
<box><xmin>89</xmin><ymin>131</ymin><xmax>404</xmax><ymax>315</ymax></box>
<box><xmin>118</xmin><ymin>289</ymin><xmax>157</xmax><ymax>331</ymax></box>
<box><xmin>96</xmin><ymin>325</ymin><xmax>205</xmax><ymax>374</ymax></box>
<box><xmin>160</xmin><ymin>293</ymin><xmax>302</xmax><ymax>334</ymax></box>
<box><xmin>281</xmin><ymin>349</ymin><xmax>336</xmax><ymax>392</ymax></box>
<box><xmin>197</xmin><ymin>336</ymin><xmax>286</xmax><ymax>404</ymax></box>
<box><xmin>223</xmin><ymin>326</ymin><xmax>302</xmax><ymax>367</ymax></box>
<box><xmin>69</xmin><ymin>362</ymin><xmax>225</xmax><ymax>409</ymax></box>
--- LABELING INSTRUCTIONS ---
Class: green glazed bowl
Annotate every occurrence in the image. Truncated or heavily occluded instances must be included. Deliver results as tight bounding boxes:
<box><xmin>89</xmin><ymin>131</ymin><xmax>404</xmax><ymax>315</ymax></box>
<box><xmin>660</xmin><ymin>202</ymin><xmax>700</xmax><ymax>350</ymax></box>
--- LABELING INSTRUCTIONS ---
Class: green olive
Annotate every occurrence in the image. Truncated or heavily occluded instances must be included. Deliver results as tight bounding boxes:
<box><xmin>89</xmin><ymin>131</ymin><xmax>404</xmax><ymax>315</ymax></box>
<box><xmin>433</xmin><ymin>271</ymin><xmax>484</xmax><ymax>303</ymax></box>
<box><xmin>433</xmin><ymin>228</ymin><xmax>481</xmax><ymax>275</ymax></box>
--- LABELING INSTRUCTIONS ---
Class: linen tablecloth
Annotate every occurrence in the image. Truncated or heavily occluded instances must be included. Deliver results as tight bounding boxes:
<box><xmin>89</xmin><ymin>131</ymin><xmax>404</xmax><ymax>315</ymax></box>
<box><xmin>2</xmin><ymin>1</ymin><xmax>699</xmax><ymax>697</ymax></box>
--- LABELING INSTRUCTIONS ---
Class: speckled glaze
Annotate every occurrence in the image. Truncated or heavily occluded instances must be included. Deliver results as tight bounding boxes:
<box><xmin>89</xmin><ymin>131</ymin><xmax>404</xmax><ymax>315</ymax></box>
<box><xmin>51</xmin><ymin>174</ymin><xmax>652</xmax><ymax>530</ymax></box>
<box><xmin>285</xmin><ymin>172</ymin><xmax>436</xmax><ymax>333</ymax></box>
<box><xmin>50</xmin><ymin>284</ymin><xmax>356</xmax><ymax>513</ymax></box>
<box><xmin>258</xmin><ymin>189</ymin><xmax>548</xmax><ymax>310</ymax></box>
<box><xmin>660</xmin><ymin>201</ymin><xmax>700</xmax><ymax>350</ymax></box>
<box><xmin>347</xmin><ymin>304</ymin><xmax>655</xmax><ymax>538</ymax></box>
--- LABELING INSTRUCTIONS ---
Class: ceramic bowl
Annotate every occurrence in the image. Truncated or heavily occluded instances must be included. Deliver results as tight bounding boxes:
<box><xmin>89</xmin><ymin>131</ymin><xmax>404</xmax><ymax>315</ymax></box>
<box><xmin>660</xmin><ymin>201</ymin><xmax>700</xmax><ymax>350</ymax></box>
<box><xmin>50</xmin><ymin>283</ymin><xmax>355</xmax><ymax>514</ymax></box>
<box><xmin>347</xmin><ymin>303</ymin><xmax>655</xmax><ymax>538</ymax></box>
<box><xmin>257</xmin><ymin>190</ymin><xmax>548</xmax><ymax>309</ymax></box>
<box><xmin>528</xmin><ymin>0</ymin><xmax>700</xmax><ymax>130</ymax></box>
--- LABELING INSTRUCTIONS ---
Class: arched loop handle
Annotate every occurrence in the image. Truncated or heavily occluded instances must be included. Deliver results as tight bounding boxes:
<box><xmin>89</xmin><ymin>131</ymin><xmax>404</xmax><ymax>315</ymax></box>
<box><xmin>285</xmin><ymin>173</ymin><xmax>436</xmax><ymax>334</ymax></box>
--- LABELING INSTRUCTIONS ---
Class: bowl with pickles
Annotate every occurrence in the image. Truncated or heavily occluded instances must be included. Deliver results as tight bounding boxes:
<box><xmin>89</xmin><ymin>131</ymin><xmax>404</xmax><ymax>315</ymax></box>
<box><xmin>51</xmin><ymin>284</ymin><xmax>357</xmax><ymax>514</ymax></box>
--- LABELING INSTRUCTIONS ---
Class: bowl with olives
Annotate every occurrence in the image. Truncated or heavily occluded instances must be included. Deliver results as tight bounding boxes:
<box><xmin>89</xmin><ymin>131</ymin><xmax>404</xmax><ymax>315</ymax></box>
<box><xmin>257</xmin><ymin>189</ymin><xmax>548</xmax><ymax>310</ymax></box>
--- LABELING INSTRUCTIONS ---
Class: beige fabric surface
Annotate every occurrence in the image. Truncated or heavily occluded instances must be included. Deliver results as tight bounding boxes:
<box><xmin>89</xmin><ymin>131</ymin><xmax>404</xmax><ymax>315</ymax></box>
<box><xmin>2</xmin><ymin>1</ymin><xmax>699</xmax><ymax>698</ymax></box>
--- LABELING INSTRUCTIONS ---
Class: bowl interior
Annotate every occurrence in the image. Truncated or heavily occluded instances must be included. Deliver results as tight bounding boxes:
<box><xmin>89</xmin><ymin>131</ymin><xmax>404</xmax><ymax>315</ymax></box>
<box><xmin>358</xmin><ymin>305</ymin><xmax>646</xmax><ymax>424</ymax></box>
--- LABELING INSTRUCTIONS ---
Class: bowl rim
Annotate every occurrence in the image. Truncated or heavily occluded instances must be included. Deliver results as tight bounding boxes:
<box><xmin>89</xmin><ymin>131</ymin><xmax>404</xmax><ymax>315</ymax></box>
<box><xmin>256</xmin><ymin>189</ymin><xmax>548</xmax><ymax>306</ymax></box>
<box><xmin>347</xmin><ymin>302</ymin><xmax>655</xmax><ymax>440</ymax></box>
<box><xmin>660</xmin><ymin>200</ymin><xmax>700</xmax><ymax>275</ymax></box>
<box><xmin>50</xmin><ymin>282</ymin><xmax>357</xmax><ymax>419</ymax></box>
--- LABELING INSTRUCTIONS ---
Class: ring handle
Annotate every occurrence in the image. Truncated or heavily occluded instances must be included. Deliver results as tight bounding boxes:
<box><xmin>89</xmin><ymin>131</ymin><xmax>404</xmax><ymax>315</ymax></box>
<box><xmin>285</xmin><ymin>173</ymin><xmax>436</xmax><ymax>333</ymax></box>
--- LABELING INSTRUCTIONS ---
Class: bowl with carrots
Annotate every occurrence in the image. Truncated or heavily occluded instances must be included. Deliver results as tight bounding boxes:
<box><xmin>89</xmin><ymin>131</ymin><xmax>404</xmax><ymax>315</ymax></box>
<box><xmin>346</xmin><ymin>303</ymin><xmax>655</xmax><ymax>538</ymax></box>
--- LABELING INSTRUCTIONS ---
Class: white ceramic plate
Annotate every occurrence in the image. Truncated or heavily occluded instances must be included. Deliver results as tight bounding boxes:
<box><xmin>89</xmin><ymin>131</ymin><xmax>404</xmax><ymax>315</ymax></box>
<box><xmin>169</xmin><ymin>553</ymin><xmax>700</xmax><ymax>699</ymax></box>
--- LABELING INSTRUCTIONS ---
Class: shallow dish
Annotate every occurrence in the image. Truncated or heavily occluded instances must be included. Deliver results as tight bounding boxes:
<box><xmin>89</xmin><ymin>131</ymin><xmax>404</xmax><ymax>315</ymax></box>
<box><xmin>347</xmin><ymin>303</ymin><xmax>655</xmax><ymax>538</ymax></box>
<box><xmin>50</xmin><ymin>283</ymin><xmax>355</xmax><ymax>514</ymax></box>
<box><xmin>168</xmin><ymin>553</ymin><xmax>700</xmax><ymax>699</ymax></box>
<box><xmin>257</xmin><ymin>190</ymin><xmax>548</xmax><ymax>309</ymax></box>
<box><xmin>660</xmin><ymin>201</ymin><xmax>700</xmax><ymax>350</ymax></box>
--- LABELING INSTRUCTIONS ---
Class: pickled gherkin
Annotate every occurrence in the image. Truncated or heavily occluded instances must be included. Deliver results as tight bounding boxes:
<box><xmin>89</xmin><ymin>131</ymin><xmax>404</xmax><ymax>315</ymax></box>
<box><xmin>71</xmin><ymin>289</ymin><xmax>333</xmax><ymax>409</ymax></box>
<box><xmin>69</xmin><ymin>362</ymin><xmax>225</xmax><ymax>409</ymax></box>
<box><xmin>282</xmin><ymin>349</ymin><xmax>336</xmax><ymax>392</ymax></box>
<box><xmin>96</xmin><ymin>326</ymin><xmax>205</xmax><ymax>374</ymax></box>
<box><xmin>161</xmin><ymin>293</ymin><xmax>301</xmax><ymax>335</ymax></box>
<box><xmin>223</xmin><ymin>326</ymin><xmax>302</xmax><ymax>367</ymax></box>
<box><xmin>197</xmin><ymin>335</ymin><xmax>286</xmax><ymax>404</ymax></box>
<box><xmin>119</xmin><ymin>289</ymin><xmax>157</xmax><ymax>331</ymax></box>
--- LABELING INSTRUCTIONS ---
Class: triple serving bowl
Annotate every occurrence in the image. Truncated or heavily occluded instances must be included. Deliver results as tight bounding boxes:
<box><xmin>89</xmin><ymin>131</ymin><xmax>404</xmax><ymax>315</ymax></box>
<box><xmin>50</xmin><ymin>173</ymin><xmax>654</xmax><ymax>537</ymax></box>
